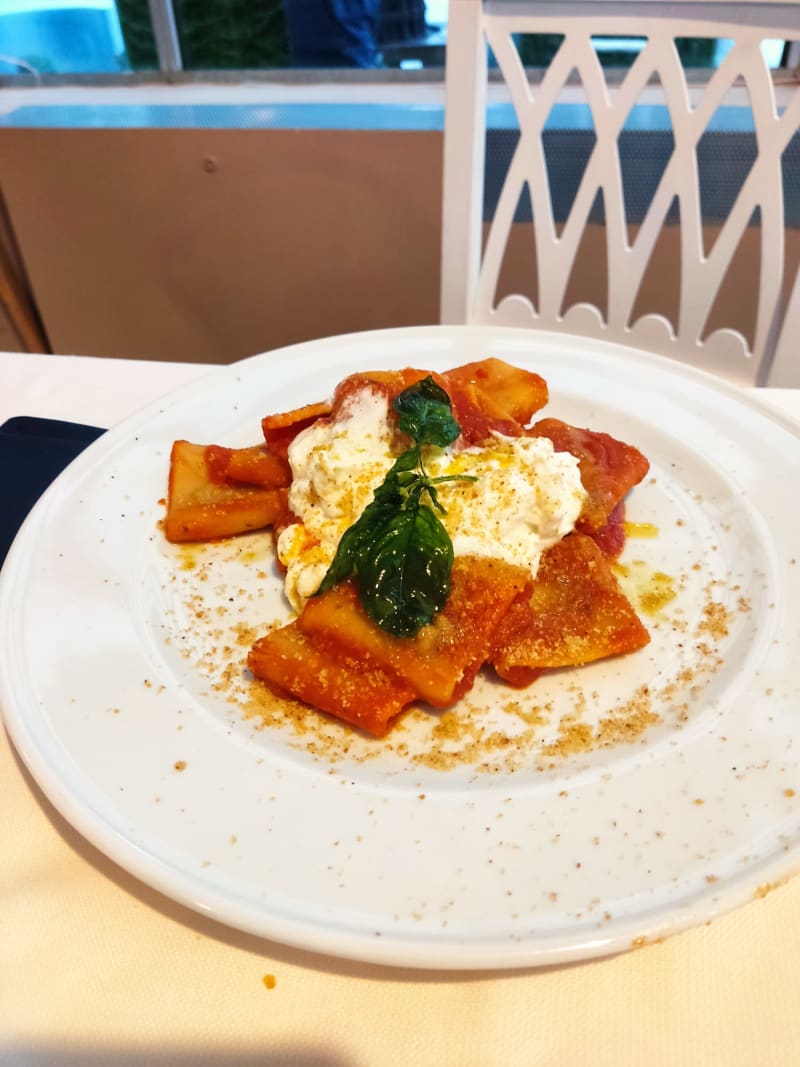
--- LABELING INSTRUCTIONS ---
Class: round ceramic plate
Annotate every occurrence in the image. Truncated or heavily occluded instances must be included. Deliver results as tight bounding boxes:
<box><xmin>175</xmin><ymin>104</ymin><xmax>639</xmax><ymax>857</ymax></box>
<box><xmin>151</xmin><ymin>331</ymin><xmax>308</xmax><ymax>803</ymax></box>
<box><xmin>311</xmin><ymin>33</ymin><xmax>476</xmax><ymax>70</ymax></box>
<box><xmin>2</xmin><ymin>325</ymin><xmax>799</xmax><ymax>970</ymax></box>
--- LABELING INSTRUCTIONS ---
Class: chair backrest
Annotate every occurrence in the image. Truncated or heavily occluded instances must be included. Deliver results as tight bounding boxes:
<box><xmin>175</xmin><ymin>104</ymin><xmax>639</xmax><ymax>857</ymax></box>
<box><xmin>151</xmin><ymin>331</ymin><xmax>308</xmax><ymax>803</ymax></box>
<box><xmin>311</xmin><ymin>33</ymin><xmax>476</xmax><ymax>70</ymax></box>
<box><xmin>769</xmin><ymin>255</ymin><xmax>800</xmax><ymax>385</ymax></box>
<box><xmin>441</xmin><ymin>0</ymin><xmax>800</xmax><ymax>385</ymax></box>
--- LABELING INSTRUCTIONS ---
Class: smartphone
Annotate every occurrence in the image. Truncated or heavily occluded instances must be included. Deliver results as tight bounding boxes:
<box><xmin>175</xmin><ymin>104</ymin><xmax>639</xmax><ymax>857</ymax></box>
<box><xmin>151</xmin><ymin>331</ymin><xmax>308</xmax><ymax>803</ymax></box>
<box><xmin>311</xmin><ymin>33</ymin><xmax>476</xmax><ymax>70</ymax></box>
<box><xmin>0</xmin><ymin>416</ymin><xmax>106</xmax><ymax>567</ymax></box>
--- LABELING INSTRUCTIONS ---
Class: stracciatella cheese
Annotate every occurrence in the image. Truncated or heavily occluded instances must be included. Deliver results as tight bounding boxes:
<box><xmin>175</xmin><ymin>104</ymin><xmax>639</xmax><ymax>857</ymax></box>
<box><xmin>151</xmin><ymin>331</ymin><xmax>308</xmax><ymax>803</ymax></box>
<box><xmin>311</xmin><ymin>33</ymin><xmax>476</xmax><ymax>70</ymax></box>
<box><xmin>277</xmin><ymin>386</ymin><xmax>586</xmax><ymax>612</ymax></box>
<box><xmin>277</xmin><ymin>388</ymin><xmax>396</xmax><ymax>611</ymax></box>
<box><xmin>424</xmin><ymin>436</ymin><xmax>585</xmax><ymax>569</ymax></box>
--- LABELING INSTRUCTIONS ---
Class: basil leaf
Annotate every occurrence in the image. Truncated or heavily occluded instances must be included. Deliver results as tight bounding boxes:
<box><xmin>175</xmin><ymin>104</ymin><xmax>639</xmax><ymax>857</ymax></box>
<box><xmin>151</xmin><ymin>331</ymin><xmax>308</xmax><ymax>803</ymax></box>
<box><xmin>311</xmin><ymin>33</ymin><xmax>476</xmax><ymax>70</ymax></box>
<box><xmin>382</xmin><ymin>444</ymin><xmax>421</xmax><ymax>490</ymax></box>
<box><xmin>315</xmin><ymin>377</ymin><xmax>473</xmax><ymax>637</ymax></box>
<box><xmin>392</xmin><ymin>376</ymin><xmax>461</xmax><ymax>448</ymax></box>
<box><xmin>355</xmin><ymin>495</ymin><xmax>454</xmax><ymax>637</ymax></box>
<box><xmin>316</xmin><ymin>493</ymin><xmax>400</xmax><ymax>594</ymax></box>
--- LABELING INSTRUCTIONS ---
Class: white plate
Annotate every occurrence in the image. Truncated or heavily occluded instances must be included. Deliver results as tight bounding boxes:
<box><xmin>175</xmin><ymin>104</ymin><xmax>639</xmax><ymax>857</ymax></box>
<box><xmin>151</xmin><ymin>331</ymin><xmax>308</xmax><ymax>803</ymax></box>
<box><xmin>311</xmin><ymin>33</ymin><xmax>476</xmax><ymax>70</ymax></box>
<box><xmin>2</xmin><ymin>325</ymin><xmax>799</xmax><ymax>970</ymax></box>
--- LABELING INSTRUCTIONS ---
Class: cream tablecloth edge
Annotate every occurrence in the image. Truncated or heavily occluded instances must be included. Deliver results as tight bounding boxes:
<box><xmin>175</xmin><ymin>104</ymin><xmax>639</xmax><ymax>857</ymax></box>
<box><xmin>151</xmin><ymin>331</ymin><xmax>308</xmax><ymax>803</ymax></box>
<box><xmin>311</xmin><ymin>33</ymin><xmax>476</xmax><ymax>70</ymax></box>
<box><xmin>2</xmin><ymin>352</ymin><xmax>799</xmax><ymax>1067</ymax></box>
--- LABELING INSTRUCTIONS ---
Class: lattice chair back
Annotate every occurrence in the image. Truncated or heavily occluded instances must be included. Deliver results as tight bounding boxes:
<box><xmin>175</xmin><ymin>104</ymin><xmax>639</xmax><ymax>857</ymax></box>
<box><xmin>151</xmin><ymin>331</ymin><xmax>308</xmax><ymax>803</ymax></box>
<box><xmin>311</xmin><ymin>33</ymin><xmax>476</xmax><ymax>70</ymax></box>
<box><xmin>441</xmin><ymin>0</ymin><xmax>800</xmax><ymax>385</ymax></box>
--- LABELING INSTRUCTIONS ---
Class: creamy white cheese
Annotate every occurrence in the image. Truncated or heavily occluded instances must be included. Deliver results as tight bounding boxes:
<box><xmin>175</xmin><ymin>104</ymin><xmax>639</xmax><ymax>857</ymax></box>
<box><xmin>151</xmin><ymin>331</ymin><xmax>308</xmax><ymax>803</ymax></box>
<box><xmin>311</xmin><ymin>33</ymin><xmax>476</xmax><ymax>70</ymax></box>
<box><xmin>277</xmin><ymin>386</ymin><xmax>586</xmax><ymax>612</ymax></box>
<box><xmin>277</xmin><ymin>388</ymin><xmax>396</xmax><ymax>611</ymax></box>
<box><xmin>425</xmin><ymin>435</ymin><xmax>586</xmax><ymax>571</ymax></box>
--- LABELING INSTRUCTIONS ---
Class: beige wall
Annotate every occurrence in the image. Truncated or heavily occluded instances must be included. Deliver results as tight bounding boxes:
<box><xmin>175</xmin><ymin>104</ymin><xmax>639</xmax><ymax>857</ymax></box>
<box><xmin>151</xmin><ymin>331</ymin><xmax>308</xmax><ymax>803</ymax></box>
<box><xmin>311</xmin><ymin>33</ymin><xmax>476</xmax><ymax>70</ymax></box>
<box><xmin>0</xmin><ymin>128</ymin><xmax>443</xmax><ymax>363</ymax></box>
<box><xmin>1</xmin><ymin>126</ymin><xmax>796</xmax><ymax>363</ymax></box>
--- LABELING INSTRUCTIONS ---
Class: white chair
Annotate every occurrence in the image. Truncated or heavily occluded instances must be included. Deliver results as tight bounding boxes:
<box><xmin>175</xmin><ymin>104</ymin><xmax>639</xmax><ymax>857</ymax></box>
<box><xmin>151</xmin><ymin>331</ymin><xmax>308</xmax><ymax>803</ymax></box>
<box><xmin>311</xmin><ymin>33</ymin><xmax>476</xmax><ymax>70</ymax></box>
<box><xmin>441</xmin><ymin>0</ymin><xmax>800</xmax><ymax>385</ymax></box>
<box><xmin>769</xmin><ymin>259</ymin><xmax>800</xmax><ymax>385</ymax></box>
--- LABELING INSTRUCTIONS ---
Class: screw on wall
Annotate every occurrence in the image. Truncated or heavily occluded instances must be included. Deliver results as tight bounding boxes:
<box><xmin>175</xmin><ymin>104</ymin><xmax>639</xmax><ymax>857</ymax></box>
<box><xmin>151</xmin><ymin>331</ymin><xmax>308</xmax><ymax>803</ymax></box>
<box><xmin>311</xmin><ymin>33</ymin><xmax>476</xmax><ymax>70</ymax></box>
<box><xmin>202</xmin><ymin>156</ymin><xmax>219</xmax><ymax>174</ymax></box>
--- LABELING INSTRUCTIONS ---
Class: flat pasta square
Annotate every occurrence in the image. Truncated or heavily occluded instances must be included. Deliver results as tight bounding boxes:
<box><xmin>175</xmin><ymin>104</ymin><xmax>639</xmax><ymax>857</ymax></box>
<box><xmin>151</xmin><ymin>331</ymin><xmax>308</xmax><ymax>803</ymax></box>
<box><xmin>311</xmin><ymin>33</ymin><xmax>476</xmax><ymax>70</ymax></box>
<box><xmin>298</xmin><ymin>557</ymin><xmax>531</xmax><ymax>707</ymax></box>
<box><xmin>261</xmin><ymin>400</ymin><xmax>333</xmax><ymax>460</ymax></box>
<box><xmin>490</xmin><ymin>532</ymin><xmax>650</xmax><ymax>687</ymax></box>
<box><xmin>444</xmin><ymin>357</ymin><xmax>549</xmax><ymax>425</ymax></box>
<box><xmin>248</xmin><ymin>622</ymin><xmax>416</xmax><ymax>737</ymax></box>
<box><xmin>207</xmin><ymin>444</ymin><xmax>290</xmax><ymax>489</ymax></box>
<box><xmin>165</xmin><ymin>440</ymin><xmax>289</xmax><ymax>542</ymax></box>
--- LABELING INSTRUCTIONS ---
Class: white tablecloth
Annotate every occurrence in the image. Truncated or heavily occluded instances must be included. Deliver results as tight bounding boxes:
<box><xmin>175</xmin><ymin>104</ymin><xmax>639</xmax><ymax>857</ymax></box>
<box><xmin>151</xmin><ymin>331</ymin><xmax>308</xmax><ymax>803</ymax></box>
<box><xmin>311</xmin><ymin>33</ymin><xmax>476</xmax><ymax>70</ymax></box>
<box><xmin>2</xmin><ymin>352</ymin><xmax>800</xmax><ymax>1067</ymax></box>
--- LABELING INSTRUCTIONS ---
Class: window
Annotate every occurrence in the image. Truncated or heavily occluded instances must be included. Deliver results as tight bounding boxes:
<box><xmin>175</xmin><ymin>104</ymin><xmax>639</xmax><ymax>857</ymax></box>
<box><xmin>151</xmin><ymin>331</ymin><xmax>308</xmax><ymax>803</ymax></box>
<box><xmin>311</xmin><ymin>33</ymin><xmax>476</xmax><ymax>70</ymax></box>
<box><xmin>0</xmin><ymin>0</ymin><xmax>130</xmax><ymax>75</ymax></box>
<box><xmin>1</xmin><ymin>1</ymin><xmax>795</xmax><ymax>79</ymax></box>
<box><xmin>0</xmin><ymin>0</ymin><xmax>447</xmax><ymax>76</ymax></box>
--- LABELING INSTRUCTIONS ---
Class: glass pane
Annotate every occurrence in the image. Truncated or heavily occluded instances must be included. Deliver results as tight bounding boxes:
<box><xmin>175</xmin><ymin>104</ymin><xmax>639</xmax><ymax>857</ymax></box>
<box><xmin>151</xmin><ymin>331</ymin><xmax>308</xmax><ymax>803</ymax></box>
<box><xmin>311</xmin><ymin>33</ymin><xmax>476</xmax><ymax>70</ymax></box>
<box><xmin>117</xmin><ymin>0</ymin><xmax>159</xmax><ymax>71</ymax></box>
<box><xmin>174</xmin><ymin>0</ymin><xmax>290</xmax><ymax>70</ymax></box>
<box><xmin>0</xmin><ymin>0</ymin><xmax>139</xmax><ymax>75</ymax></box>
<box><xmin>170</xmin><ymin>0</ymin><xmax>441</xmax><ymax>71</ymax></box>
<box><xmin>284</xmin><ymin>0</ymin><xmax>439</xmax><ymax>70</ymax></box>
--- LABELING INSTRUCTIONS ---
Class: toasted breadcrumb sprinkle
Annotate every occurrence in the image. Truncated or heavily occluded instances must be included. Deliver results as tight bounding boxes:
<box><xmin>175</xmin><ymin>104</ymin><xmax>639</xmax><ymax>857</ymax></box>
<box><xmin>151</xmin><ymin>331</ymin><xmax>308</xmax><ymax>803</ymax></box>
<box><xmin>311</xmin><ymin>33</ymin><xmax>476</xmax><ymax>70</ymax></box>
<box><xmin>163</xmin><ymin>536</ymin><xmax>750</xmax><ymax>772</ymax></box>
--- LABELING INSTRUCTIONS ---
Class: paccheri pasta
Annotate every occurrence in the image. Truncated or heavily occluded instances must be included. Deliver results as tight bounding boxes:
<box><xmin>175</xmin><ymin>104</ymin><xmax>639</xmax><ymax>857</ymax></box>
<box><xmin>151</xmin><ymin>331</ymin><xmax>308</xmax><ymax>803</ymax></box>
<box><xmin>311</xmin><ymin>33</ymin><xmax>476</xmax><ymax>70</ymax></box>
<box><xmin>165</xmin><ymin>358</ymin><xmax>651</xmax><ymax>737</ymax></box>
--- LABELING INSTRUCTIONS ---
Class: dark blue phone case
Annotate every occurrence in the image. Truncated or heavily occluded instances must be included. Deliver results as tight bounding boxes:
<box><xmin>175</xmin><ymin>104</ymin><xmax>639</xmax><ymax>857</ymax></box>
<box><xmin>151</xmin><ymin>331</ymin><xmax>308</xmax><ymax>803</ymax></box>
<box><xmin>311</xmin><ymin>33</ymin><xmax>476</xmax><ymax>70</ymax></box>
<box><xmin>0</xmin><ymin>416</ymin><xmax>105</xmax><ymax>567</ymax></box>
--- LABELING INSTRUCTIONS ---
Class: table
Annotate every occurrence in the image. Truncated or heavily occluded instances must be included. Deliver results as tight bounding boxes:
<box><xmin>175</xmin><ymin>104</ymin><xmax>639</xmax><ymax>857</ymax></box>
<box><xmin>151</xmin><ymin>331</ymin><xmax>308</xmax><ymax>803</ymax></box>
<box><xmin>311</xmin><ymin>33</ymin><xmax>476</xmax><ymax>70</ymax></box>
<box><xmin>2</xmin><ymin>352</ymin><xmax>800</xmax><ymax>1067</ymax></box>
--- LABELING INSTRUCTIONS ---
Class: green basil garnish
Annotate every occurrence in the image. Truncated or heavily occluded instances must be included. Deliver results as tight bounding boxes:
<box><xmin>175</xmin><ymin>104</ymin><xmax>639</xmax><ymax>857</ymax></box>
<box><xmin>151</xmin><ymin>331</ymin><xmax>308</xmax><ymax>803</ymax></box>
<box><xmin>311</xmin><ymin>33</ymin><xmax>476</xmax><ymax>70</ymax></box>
<box><xmin>316</xmin><ymin>376</ymin><xmax>475</xmax><ymax>637</ymax></box>
<box><xmin>392</xmin><ymin>373</ymin><xmax>462</xmax><ymax>448</ymax></box>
